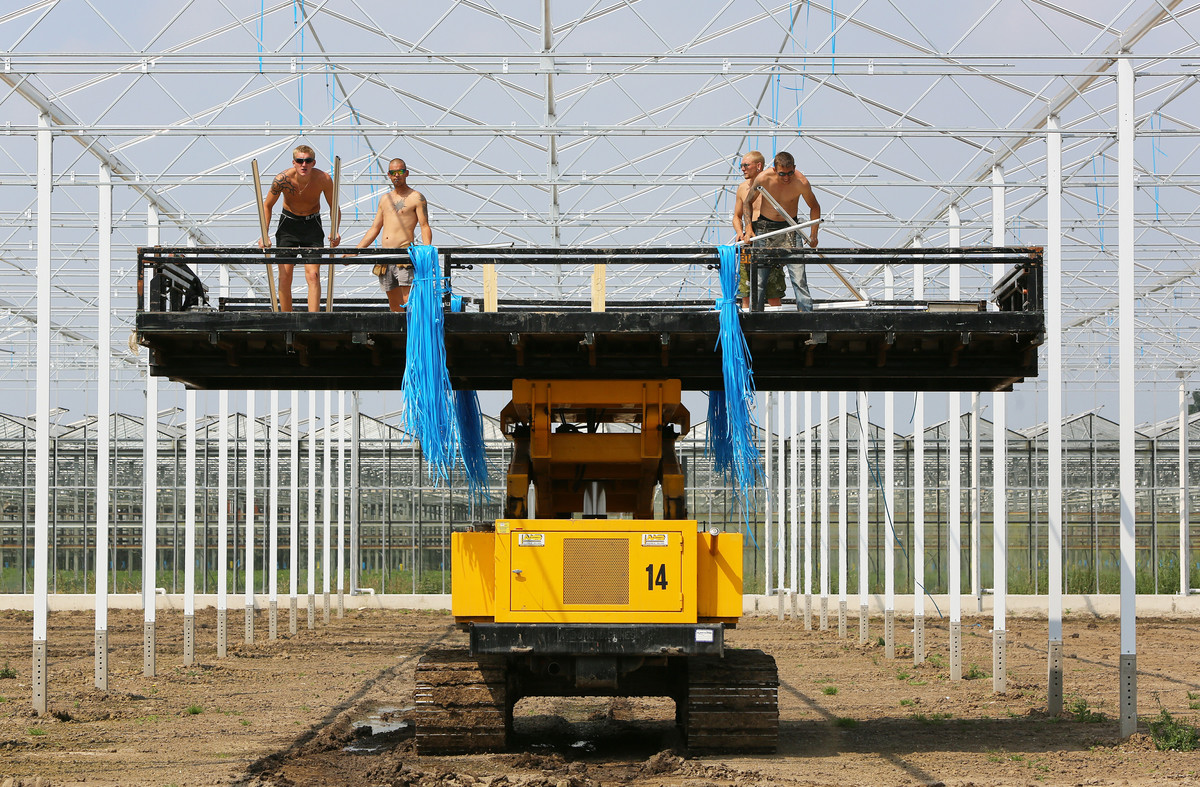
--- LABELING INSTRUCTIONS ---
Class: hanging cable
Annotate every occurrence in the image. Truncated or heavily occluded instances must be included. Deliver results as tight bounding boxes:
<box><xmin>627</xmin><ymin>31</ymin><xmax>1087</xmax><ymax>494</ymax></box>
<box><xmin>715</xmin><ymin>245</ymin><xmax>763</xmax><ymax>542</ymax></box>
<box><xmin>401</xmin><ymin>245</ymin><xmax>459</xmax><ymax>484</ymax></box>
<box><xmin>450</xmin><ymin>294</ymin><xmax>491</xmax><ymax>504</ymax></box>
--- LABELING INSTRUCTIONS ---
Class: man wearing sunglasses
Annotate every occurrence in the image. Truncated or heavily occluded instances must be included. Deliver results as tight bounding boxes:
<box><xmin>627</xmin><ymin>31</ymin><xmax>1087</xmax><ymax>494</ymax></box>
<box><xmin>259</xmin><ymin>144</ymin><xmax>342</xmax><ymax>311</ymax></box>
<box><xmin>353</xmin><ymin>158</ymin><xmax>432</xmax><ymax>312</ymax></box>
<box><xmin>745</xmin><ymin>151</ymin><xmax>820</xmax><ymax>311</ymax></box>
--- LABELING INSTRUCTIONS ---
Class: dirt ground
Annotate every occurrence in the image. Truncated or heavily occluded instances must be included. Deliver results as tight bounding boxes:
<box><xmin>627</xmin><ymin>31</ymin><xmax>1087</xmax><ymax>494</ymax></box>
<box><xmin>1</xmin><ymin>605</ymin><xmax>1199</xmax><ymax>786</ymax></box>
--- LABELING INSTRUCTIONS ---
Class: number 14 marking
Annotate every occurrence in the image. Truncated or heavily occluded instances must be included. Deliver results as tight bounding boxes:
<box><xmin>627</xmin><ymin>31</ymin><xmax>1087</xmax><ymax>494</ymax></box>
<box><xmin>645</xmin><ymin>563</ymin><xmax>668</xmax><ymax>590</ymax></box>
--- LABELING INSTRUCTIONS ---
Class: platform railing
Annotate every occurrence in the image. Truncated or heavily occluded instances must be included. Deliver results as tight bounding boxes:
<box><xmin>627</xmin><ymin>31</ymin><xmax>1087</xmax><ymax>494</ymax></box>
<box><xmin>136</xmin><ymin>245</ymin><xmax>1043</xmax><ymax>315</ymax></box>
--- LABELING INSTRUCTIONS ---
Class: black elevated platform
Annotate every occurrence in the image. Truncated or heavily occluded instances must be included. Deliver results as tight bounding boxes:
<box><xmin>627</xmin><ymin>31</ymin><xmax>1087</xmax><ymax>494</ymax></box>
<box><xmin>135</xmin><ymin>245</ymin><xmax>1044</xmax><ymax>392</ymax></box>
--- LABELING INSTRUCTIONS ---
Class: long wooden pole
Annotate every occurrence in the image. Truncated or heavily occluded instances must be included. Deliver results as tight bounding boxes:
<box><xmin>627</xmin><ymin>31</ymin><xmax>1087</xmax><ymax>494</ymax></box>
<box><xmin>251</xmin><ymin>159</ymin><xmax>279</xmax><ymax>312</ymax></box>
<box><xmin>753</xmin><ymin>185</ymin><xmax>863</xmax><ymax>301</ymax></box>
<box><xmin>326</xmin><ymin>156</ymin><xmax>341</xmax><ymax>313</ymax></box>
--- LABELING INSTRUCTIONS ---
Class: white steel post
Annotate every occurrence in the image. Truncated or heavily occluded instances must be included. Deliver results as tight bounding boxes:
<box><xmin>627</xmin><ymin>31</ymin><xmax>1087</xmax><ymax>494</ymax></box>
<box><xmin>269</xmin><ymin>391</ymin><xmax>279</xmax><ymax>640</ymax></box>
<box><xmin>804</xmin><ymin>391</ymin><xmax>813</xmax><ymax>628</ymax></box>
<box><xmin>857</xmin><ymin>391</ymin><xmax>870</xmax><ymax>644</ymax></box>
<box><xmin>913</xmin><ymin>247</ymin><xmax>926</xmax><ymax>665</ymax></box>
<box><xmin>337</xmin><ymin>390</ymin><xmax>346</xmax><ymax>617</ymax></box>
<box><xmin>183</xmin><ymin>390</ymin><xmax>196</xmax><ymax>666</ymax></box>
<box><xmin>95</xmin><ymin>162</ymin><xmax>111</xmax><ymax>691</ymax></box>
<box><xmin>1047</xmin><ymin>114</ymin><xmax>1065</xmax><ymax>714</ymax></box>
<box><xmin>992</xmin><ymin>164</ymin><xmax>1008</xmax><ymax>694</ymax></box>
<box><xmin>885</xmin><ymin>266</ymin><xmax>896</xmax><ymax>659</ymax></box>
<box><xmin>308</xmin><ymin>389</ymin><xmax>317</xmax><ymax>628</ymax></box>
<box><xmin>217</xmin><ymin>265</ymin><xmax>229</xmax><ymax>658</ymax></box>
<box><xmin>764</xmin><ymin>392</ymin><xmax>773</xmax><ymax>598</ymax></box>
<box><xmin>290</xmin><ymin>391</ymin><xmax>299</xmax><ymax>634</ymax></box>
<box><xmin>143</xmin><ymin>205</ymin><xmax>159</xmax><ymax>679</ymax></box>
<box><xmin>1117</xmin><ymin>56</ymin><xmax>1137</xmax><ymax>738</ymax></box>
<box><xmin>838</xmin><ymin>391</ymin><xmax>848</xmax><ymax>638</ymax></box>
<box><xmin>777</xmin><ymin>393</ymin><xmax>786</xmax><ymax>619</ymax></box>
<box><xmin>820</xmin><ymin>391</ymin><xmax>830</xmax><ymax>630</ymax></box>
<box><xmin>790</xmin><ymin>391</ymin><xmax>799</xmax><ymax>619</ymax></box>
<box><xmin>1181</xmin><ymin>374</ymin><xmax>1190</xmax><ymax>600</ymax></box>
<box><xmin>323</xmin><ymin>389</ymin><xmax>332</xmax><ymax>623</ymax></box>
<box><xmin>350</xmin><ymin>392</ymin><xmax>360</xmax><ymax>595</ymax></box>
<box><xmin>948</xmin><ymin>205</ymin><xmax>963</xmax><ymax>680</ymax></box>
<box><xmin>244</xmin><ymin>390</ymin><xmax>255</xmax><ymax>644</ymax></box>
<box><xmin>32</xmin><ymin>113</ymin><xmax>52</xmax><ymax>714</ymax></box>
<box><xmin>971</xmin><ymin>392</ymin><xmax>982</xmax><ymax>613</ymax></box>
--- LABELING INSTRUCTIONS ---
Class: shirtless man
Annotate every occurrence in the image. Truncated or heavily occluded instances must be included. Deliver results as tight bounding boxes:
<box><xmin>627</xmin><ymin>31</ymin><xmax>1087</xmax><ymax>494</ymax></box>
<box><xmin>731</xmin><ymin>150</ymin><xmax>767</xmax><ymax>308</ymax></box>
<box><xmin>259</xmin><ymin>144</ymin><xmax>341</xmax><ymax>312</ymax></box>
<box><xmin>355</xmin><ymin>158</ymin><xmax>432</xmax><ymax>311</ymax></box>
<box><xmin>746</xmin><ymin>151</ymin><xmax>820</xmax><ymax>311</ymax></box>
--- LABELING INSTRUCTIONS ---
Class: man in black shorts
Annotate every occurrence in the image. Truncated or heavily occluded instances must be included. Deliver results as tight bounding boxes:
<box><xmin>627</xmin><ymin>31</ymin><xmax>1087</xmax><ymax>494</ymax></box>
<box><xmin>259</xmin><ymin>144</ymin><xmax>341</xmax><ymax>311</ymax></box>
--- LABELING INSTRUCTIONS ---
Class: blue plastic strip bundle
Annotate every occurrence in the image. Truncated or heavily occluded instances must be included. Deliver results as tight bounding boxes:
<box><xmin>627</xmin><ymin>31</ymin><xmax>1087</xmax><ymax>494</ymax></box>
<box><xmin>450</xmin><ymin>295</ymin><xmax>491</xmax><ymax>501</ymax></box>
<box><xmin>401</xmin><ymin>245</ymin><xmax>460</xmax><ymax>484</ymax></box>
<box><xmin>705</xmin><ymin>391</ymin><xmax>730</xmax><ymax>475</ymax></box>
<box><xmin>715</xmin><ymin>244</ymin><xmax>763</xmax><ymax>531</ymax></box>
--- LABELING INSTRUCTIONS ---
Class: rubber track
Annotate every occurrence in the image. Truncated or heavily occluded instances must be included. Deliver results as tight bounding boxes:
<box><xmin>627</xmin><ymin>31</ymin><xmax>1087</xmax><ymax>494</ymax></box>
<box><xmin>414</xmin><ymin>648</ymin><xmax>509</xmax><ymax>754</ymax></box>
<box><xmin>685</xmin><ymin>648</ymin><xmax>779</xmax><ymax>753</ymax></box>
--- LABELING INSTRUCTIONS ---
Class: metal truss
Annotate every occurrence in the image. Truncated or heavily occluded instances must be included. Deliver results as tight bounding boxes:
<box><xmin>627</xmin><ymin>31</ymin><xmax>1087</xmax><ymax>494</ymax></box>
<box><xmin>1</xmin><ymin>0</ymin><xmax>1199</xmax><ymax>408</ymax></box>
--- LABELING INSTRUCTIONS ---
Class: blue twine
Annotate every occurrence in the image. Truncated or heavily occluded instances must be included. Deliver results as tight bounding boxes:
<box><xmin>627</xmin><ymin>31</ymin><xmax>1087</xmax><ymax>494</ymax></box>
<box><xmin>715</xmin><ymin>244</ymin><xmax>763</xmax><ymax>529</ymax></box>
<box><xmin>705</xmin><ymin>391</ymin><xmax>731</xmax><ymax>475</ymax></box>
<box><xmin>450</xmin><ymin>295</ymin><xmax>491</xmax><ymax>501</ymax></box>
<box><xmin>401</xmin><ymin>245</ymin><xmax>460</xmax><ymax>484</ymax></box>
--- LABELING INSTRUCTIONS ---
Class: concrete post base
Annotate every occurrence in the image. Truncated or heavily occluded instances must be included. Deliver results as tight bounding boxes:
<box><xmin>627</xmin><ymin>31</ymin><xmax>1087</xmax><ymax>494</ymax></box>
<box><xmin>337</xmin><ymin>590</ymin><xmax>344</xmax><ymax>618</ymax></box>
<box><xmin>94</xmin><ymin>629</ymin><xmax>107</xmax><ymax>691</ymax></box>
<box><xmin>819</xmin><ymin>596</ymin><xmax>828</xmax><ymax>631</ymax></box>
<box><xmin>1048</xmin><ymin>640</ymin><xmax>1063</xmax><ymax>716</ymax></box>
<box><xmin>838</xmin><ymin>600</ymin><xmax>847</xmax><ymax>638</ymax></box>
<box><xmin>33</xmin><ymin>639</ymin><xmax>47</xmax><ymax>715</ymax></box>
<box><xmin>244</xmin><ymin>605</ymin><xmax>254</xmax><ymax>645</ymax></box>
<box><xmin>289</xmin><ymin>597</ymin><xmax>298</xmax><ymax>635</ymax></box>
<box><xmin>307</xmin><ymin>594</ymin><xmax>315</xmax><ymax>629</ymax></box>
<box><xmin>143</xmin><ymin>621</ymin><xmax>155</xmax><ymax>677</ymax></box>
<box><xmin>859</xmin><ymin>604</ymin><xmax>868</xmax><ymax>645</ymax></box>
<box><xmin>804</xmin><ymin>594</ymin><xmax>812</xmax><ymax>630</ymax></box>
<box><xmin>950</xmin><ymin>620</ymin><xmax>962</xmax><ymax>681</ymax></box>
<box><xmin>885</xmin><ymin>610</ymin><xmax>895</xmax><ymax>659</ymax></box>
<box><xmin>993</xmin><ymin>629</ymin><xmax>1007</xmax><ymax>693</ymax></box>
<box><xmin>789</xmin><ymin>592</ymin><xmax>798</xmax><ymax>621</ymax></box>
<box><xmin>217</xmin><ymin>608</ymin><xmax>227</xmax><ymax>658</ymax></box>
<box><xmin>183</xmin><ymin>614</ymin><xmax>194</xmax><ymax>666</ymax></box>
<box><xmin>1120</xmin><ymin>654</ymin><xmax>1137</xmax><ymax>737</ymax></box>
<box><xmin>269</xmin><ymin>600</ymin><xmax>277</xmax><ymax>640</ymax></box>
<box><xmin>913</xmin><ymin>613</ymin><xmax>925</xmax><ymax>665</ymax></box>
<box><xmin>323</xmin><ymin>592</ymin><xmax>330</xmax><ymax>624</ymax></box>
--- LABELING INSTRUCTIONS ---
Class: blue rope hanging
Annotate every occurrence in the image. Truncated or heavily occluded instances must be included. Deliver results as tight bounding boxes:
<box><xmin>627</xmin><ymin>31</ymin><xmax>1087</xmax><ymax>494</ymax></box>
<box><xmin>705</xmin><ymin>391</ymin><xmax>731</xmax><ymax>475</ymax></box>
<box><xmin>450</xmin><ymin>295</ymin><xmax>491</xmax><ymax>502</ymax></box>
<box><xmin>401</xmin><ymin>245</ymin><xmax>460</xmax><ymax>484</ymax></box>
<box><xmin>715</xmin><ymin>244</ymin><xmax>763</xmax><ymax>528</ymax></box>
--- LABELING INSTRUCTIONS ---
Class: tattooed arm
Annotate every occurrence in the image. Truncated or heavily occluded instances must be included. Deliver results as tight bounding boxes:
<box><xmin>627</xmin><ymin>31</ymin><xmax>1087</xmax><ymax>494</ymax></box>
<box><xmin>256</xmin><ymin>173</ymin><xmax>293</xmax><ymax>246</ymax></box>
<box><xmin>415</xmin><ymin>192</ymin><xmax>433</xmax><ymax>246</ymax></box>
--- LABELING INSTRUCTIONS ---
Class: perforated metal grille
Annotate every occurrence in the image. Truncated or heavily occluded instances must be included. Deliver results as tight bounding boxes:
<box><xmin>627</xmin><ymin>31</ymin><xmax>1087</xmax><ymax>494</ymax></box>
<box><xmin>563</xmin><ymin>538</ymin><xmax>629</xmax><ymax>605</ymax></box>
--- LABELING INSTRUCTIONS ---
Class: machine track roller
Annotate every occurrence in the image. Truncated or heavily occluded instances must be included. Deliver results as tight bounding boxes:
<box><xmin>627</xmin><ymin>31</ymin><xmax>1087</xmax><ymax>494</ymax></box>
<box><xmin>684</xmin><ymin>648</ymin><xmax>778</xmax><ymax>753</ymax></box>
<box><xmin>415</xmin><ymin>648</ymin><xmax>510</xmax><ymax>754</ymax></box>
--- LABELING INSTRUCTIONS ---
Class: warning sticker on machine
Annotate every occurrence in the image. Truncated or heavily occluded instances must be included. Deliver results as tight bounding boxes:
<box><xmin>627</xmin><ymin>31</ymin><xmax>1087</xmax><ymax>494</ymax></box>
<box><xmin>641</xmin><ymin>533</ymin><xmax>669</xmax><ymax>547</ymax></box>
<box><xmin>695</xmin><ymin>628</ymin><xmax>714</xmax><ymax>643</ymax></box>
<box><xmin>517</xmin><ymin>533</ymin><xmax>545</xmax><ymax>547</ymax></box>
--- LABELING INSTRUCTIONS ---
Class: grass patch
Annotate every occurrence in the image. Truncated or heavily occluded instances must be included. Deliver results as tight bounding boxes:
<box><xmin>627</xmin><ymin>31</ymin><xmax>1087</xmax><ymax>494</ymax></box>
<box><xmin>1067</xmin><ymin>697</ymin><xmax>1106</xmax><ymax>723</ymax></box>
<box><xmin>240</xmin><ymin>719</ymin><xmax>251</xmax><ymax>726</ymax></box>
<box><xmin>822</xmin><ymin>686</ymin><xmax>839</xmax><ymax>696</ymax></box>
<box><xmin>186</xmin><ymin>705</ymin><xmax>203</xmax><ymax>715</ymax></box>
<box><xmin>963</xmin><ymin>663</ymin><xmax>988</xmax><ymax>681</ymax></box>
<box><xmin>0</xmin><ymin>662</ymin><xmax>16</xmax><ymax>680</ymax></box>
<box><xmin>926</xmin><ymin>652</ymin><xmax>947</xmax><ymax>668</ymax></box>
<box><xmin>1149</xmin><ymin>709</ymin><xmax>1198</xmax><ymax>752</ymax></box>
<box><xmin>896</xmin><ymin>671</ymin><xmax>910</xmax><ymax>681</ymax></box>
<box><xmin>833</xmin><ymin>717</ymin><xmax>858</xmax><ymax>728</ymax></box>
<box><xmin>899</xmin><ymin>698</ymin><xmax>915</xmax><ymax>707</ymax></box>
<box><xmin>28</xmin><ymin>727</ymin><xmax>45</xmax><ymax>736</ymax></box>
<box><xmin>875</xmin><ymin>636</ymin><xmax>885</xmax><ymax>647</ymax></box>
